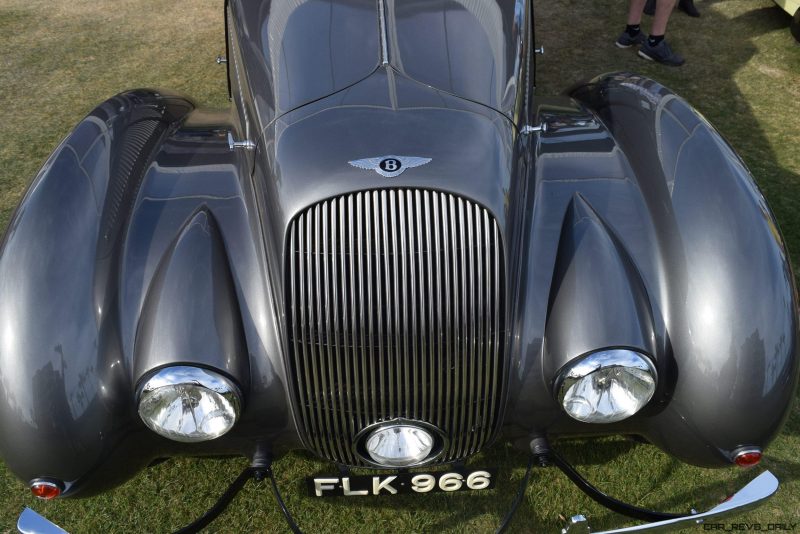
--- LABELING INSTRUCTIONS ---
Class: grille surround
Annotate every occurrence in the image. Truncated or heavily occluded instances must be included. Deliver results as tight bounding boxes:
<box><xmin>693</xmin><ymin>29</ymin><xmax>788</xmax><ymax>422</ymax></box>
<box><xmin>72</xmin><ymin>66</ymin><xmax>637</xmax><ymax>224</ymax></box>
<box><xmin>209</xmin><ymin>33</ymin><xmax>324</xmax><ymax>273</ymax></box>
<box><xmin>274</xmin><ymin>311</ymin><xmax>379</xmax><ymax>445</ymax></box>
<box><xmin>286</xmin><ymin>189</ymin><xmax>505</xmax><ymax>466</ymax></box>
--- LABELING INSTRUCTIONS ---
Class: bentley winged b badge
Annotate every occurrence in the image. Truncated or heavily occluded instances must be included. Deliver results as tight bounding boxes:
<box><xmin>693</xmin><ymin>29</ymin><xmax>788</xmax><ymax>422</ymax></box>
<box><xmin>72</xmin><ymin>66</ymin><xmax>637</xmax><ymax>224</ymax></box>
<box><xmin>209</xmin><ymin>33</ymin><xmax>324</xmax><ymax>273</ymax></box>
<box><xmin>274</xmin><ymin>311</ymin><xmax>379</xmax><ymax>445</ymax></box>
<box><xmin>348</xmin><ymin>155</ymin><xmax>432</xmax><ymax>178</ymax></box>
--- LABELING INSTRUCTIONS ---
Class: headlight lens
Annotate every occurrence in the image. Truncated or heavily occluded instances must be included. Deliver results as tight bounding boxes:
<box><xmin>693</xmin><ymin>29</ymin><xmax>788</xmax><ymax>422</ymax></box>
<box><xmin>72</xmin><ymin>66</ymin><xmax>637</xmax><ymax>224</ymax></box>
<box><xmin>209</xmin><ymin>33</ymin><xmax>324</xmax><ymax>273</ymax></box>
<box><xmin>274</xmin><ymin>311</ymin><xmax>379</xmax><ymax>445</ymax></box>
<box><xmin>556</xmin><ymin>349</ymin><xmax>656</xmax><ymax>423</ymax></box>
<box><xmin>365</xmin><ymin>425</ymin><xmax>435</xmax><ymax>467</ymax></box>
<box><xmin>138</xmin><ymin>366</ymin><xmax>241</xmax><ymax>442</ymax></box>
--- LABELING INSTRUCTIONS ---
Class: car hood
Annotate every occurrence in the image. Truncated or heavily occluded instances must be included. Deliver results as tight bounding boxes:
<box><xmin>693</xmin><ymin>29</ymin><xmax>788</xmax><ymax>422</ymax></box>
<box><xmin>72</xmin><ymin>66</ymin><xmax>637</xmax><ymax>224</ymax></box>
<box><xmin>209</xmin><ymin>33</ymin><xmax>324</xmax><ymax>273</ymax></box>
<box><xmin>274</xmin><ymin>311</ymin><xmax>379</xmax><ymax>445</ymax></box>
<box><xmin>231</xmin><ymin>0</ymin><xmax>526</xmax><ymax>128</ymax></box>
<box><xmin>252</xmin><ymin>66</ymin><xmax>520</xmax><ymax>279</ymax></box>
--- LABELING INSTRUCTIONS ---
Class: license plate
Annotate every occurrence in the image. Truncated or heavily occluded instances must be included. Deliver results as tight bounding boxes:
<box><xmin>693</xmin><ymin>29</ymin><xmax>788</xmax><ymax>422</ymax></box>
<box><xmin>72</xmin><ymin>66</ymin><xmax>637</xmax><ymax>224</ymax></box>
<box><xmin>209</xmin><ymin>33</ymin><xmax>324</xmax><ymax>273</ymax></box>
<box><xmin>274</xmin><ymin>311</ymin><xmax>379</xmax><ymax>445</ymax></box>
<box><xmin>307</xmin><ymin>468</ymin><xmax>496</xmax><ymax>497</ymax></box>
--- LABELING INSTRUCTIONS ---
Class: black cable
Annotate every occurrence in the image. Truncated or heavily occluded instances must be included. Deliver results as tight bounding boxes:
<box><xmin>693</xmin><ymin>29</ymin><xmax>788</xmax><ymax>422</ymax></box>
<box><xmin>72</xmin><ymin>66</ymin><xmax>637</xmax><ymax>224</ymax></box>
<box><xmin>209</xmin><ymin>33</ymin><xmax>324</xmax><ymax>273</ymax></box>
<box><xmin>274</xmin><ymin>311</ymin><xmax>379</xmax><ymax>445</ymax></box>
<box><xmin>169</xmin><ymin>447</ymin><xmax>687</xmax><ymax>534</ymax></box>
<box><xmin>549</xmin><ymin>449</ymin><xmax>685</xmax><ymax>523</ymax></box>
<box><xmin>265</xmin><ymin>466</ymin><xmax>304</xmax><ymax>534</ymax></box>
<box><xmin>495</xmin><ymin>454</ymin><xmax>535</xmax><ymax>534</ymax></box>
<box><xmin>173</xmin><ymin>466</ymin><xmax>257</xmax><ymax>534</ymax></box>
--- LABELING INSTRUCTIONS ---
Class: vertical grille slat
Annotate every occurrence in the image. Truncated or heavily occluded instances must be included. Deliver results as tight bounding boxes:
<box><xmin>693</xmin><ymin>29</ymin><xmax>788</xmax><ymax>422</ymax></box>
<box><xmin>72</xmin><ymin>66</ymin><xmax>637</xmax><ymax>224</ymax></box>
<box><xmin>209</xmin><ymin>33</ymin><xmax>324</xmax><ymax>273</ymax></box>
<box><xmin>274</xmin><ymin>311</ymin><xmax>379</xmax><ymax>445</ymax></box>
<box><xmin>407</xmin><ymin>191</ymin><xmax>419</xmax><ymax>419</ymax></box>
<box><xmin>398</xmin><ymin>190</ymin><xmax>411</xmax><ymax>419</ymax></box>
<box><xmin>490</xmin><ymin>223</ymin><xmax>501</xmax><ymax>432</ymax></box>
<box><xmin>416</xmin><ymin>190</ymin><xmax>428</xmax><ymax>422</ymax></box>
<box><xmin>433</xmin><ymin>193</ymin><xmax>444</xmax><ymax>431</ymax></box>
<box><xmin>457</xmin><ymin>197</ymin><xmax>469</xmax><ymax>460</ymax></box>
<box><xmin>365</xmin><ymin>193</ymin><xmax>377</xmax><ymax>421</ymax></box>
<box><xmin>442</xmin><ymin>194</ymin><xmax>453</xmax><ymax>439</ymax></box>
<box><xmin>375</xmin><ymin>192</ymin><xmax>387</xmax><ymax>422</ymax></box>
<box><xmin>319</xmin><ymin>202</ymin><xmax>344</xmax><ymax>462</ymax></box>
<box><xmin>287</xmin><ymin>189</ymin><xmax>505</xmax><ymax>466</ymax></box>
<box><xmin>465</xmin><ymin>200</ymin><xmax>477</xmax><ymax>456</ymax></box>
<box><xmin>347</xmin><ymin>194</ymin><xmax>363</xmax><ymax>432</ymax></box>
<box><xmin>475</xmin><ymin>205</ymin><xmax>486</xmax><ymax>453</ymax></box>
<box><xmin>308</xmin><ymin>207</ymin><xmax>330</xmax><ymax>460</ymax></box>
<box><xmin>480</xmin><ymin>209</ymin><xmax>493</xmax><ymax>449</ymax></box>
<box><xmin>423</xmin><ymin>191</ymin><xmax>434</xmax><ymax>424</ymax></box>
<box><xmin>388</xmin><ymin>190</ymin><xmax>400</xmax><ymax>419</ymax></box>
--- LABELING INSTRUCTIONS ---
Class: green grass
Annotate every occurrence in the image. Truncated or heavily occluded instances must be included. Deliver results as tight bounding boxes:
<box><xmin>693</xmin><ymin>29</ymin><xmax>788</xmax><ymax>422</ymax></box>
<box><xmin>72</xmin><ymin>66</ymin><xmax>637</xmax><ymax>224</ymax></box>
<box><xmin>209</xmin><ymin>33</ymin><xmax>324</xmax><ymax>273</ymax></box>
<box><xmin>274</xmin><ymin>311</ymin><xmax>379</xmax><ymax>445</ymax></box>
<box><xmin>1</xmin><ymin>0</ymin><xmax>799</xmax><ymax>532</ymax></box>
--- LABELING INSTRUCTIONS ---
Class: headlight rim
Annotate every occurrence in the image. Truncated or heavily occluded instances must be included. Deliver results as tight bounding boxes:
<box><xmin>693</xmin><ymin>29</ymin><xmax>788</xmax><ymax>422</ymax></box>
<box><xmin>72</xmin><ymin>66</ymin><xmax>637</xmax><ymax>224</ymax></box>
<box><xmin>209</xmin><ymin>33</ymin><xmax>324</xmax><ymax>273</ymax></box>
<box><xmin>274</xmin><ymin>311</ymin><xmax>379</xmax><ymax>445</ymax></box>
<box><xmin>136</xmin><ymin>365</ymin><xmax>243</xmax><ymax>443</ymax></box>
<box><xmin>554</xmin><ymin>348</ymin><xmax>658</xmax><ymax>423</ymax></box>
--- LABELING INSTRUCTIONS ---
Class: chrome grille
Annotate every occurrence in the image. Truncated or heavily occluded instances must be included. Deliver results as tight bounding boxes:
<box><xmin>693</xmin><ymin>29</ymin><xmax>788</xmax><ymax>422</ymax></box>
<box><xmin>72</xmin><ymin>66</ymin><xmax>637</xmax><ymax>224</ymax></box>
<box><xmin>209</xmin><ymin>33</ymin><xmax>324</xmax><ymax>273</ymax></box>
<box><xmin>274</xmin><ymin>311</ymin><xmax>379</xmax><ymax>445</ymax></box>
<box><xmin>286</xmin><ymin>189</ymin><xmax>505</xmax><ymax>465</ymax></box>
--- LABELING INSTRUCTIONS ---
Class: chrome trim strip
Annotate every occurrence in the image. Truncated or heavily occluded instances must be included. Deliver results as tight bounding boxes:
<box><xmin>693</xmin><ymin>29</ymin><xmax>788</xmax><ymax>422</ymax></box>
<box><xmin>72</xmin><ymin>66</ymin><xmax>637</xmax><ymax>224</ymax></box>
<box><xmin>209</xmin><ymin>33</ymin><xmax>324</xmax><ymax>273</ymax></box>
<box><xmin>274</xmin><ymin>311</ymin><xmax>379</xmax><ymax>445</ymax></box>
<box><xmin>17</xmin><ymin>508</ymin><xmax>68</xmax><ymax>534</ymax></box>
<box><xmin>562</xmin><ymin>471</ymin><xmax>780</xmax><ymax>534</ymax></box>
<box><xmin>378</xmin><ymin>0</ymin><xmax>389</xmax><ymax>65</ymax></box>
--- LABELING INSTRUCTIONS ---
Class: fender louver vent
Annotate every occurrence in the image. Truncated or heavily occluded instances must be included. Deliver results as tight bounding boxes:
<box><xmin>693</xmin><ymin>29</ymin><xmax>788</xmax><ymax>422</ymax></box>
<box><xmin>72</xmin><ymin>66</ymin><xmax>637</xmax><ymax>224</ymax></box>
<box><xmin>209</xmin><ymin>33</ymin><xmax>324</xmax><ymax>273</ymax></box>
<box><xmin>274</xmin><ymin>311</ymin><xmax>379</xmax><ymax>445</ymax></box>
<box><xmin>286</xmin><ymin>189</ymin><xmax>505</xmax><ymax>465</ymax></box>
<box><xmin>99</xmin><ymin>118</ymin><xmax>165</xmax><ymax>257</ymax></box>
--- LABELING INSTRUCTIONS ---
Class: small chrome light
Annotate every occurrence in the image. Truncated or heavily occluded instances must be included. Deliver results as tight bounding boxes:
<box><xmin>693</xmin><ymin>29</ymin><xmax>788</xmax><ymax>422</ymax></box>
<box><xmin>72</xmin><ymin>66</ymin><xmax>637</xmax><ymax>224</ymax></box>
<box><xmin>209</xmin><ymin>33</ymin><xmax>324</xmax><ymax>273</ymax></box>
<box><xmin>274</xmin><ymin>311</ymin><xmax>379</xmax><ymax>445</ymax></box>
<box><xmin>365</xmin><ymin>424</ymin><xmax>435</xmax><ymax>467</ymax></box>
<box><xmin>137</xmin><ymin>366</ymin><xmax>241</xmax><ymax>443</ymax></box>
<box><xmin>556</xmin><ymin>349</ymin><xmax>657</xmax><ymax>423</ymax></box>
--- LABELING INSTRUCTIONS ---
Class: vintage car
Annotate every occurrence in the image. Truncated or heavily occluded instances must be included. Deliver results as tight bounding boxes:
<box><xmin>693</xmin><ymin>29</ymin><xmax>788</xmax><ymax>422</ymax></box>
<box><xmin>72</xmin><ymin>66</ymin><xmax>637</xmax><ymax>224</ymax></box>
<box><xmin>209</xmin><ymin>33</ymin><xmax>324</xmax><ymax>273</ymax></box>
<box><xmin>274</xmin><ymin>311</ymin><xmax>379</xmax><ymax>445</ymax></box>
<box><xmin>773</xmin><ymin>0</ymin><xmax>800</xmax><ymax>41</ymax></box>
<box><xmin>2</xmin><ymin>0</ymin><xmax>798</xmax><ymax>532</ymax></box>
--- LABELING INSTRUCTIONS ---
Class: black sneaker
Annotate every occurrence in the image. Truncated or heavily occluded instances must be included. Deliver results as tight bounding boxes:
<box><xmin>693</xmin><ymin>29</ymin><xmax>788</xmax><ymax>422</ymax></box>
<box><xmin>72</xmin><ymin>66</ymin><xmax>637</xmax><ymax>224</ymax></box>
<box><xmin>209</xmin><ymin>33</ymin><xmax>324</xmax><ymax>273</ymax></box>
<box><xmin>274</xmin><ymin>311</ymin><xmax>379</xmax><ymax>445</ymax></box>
<box><xmin>616</xmin><ymin>31</ymin><xmax>646</xmax><ymax>48</ymax></box>
<box><xmin>638</xmin><ymin>39</ymin><xmax>685</xmax><ymax>66</ymax></box>
<box><xmin>679</xmin><ymin>0</ymin><xmax>701</xmax><ymax>17</ymax></box>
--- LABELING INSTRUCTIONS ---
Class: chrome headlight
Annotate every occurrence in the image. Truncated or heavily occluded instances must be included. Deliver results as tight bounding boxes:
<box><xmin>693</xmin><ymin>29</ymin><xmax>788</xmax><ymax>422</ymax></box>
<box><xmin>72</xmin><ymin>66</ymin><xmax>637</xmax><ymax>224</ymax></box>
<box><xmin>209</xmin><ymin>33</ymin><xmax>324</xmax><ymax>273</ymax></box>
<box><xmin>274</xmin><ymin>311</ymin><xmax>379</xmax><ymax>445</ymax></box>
<box><xmin>555</xmin><ymin>349</ymin><xmax>656</xmax><ymax>423</ymax></box>
<box><xmin>137</xmin><ymin>366</ymin><xmax>241</xmax><ymax>442</ymax></box>
<box><xmin>365</xmin><ymin>424</ymin><xmax>435</xmax><ymax>467</ymax></box>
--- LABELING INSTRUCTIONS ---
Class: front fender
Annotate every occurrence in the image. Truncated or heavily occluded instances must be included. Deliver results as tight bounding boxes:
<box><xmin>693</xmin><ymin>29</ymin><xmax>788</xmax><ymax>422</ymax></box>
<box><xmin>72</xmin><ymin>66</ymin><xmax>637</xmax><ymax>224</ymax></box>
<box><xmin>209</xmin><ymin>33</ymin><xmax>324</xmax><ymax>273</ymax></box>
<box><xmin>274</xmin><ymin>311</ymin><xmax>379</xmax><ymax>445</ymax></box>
<box><xmin>566</xmin><ymin>73</ymin><xmax>800</xmax><ymax>466</ymax></box>
<box><xmin>0</xmin><ymin>91</ymin><xmax>195</xmax><ymax>495</ymax></box>
<box><xmin>0</xmin><ymin>87</ymin><xmax>303</xmax><ymax>497</ymax></box>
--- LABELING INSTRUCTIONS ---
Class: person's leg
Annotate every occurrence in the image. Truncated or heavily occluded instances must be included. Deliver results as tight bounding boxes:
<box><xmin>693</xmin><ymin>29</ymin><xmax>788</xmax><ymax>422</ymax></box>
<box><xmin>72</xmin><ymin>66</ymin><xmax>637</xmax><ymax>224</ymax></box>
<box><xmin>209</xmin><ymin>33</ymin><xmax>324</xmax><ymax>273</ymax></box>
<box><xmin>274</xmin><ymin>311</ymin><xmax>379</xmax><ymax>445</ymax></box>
<box><xmin>616</xmin><ymin>0</ymin><xmax>649</xmax><ymax>48</ymax></box>
<box><xmin>639</xmin><ymin>0</ymin><xmax>685</xmax><ymax>66</ymax></box>
<box><xmin>678</xmin><ymin>0</ymin><xmax>700</xmax><ymax>17</ymax></box>
<box><xmin>627</xmin><ymin>0</ymin><xmax>648</xmax><ymax>25</ymax></box>
<box><xmin>651</xmin><ymin>0</ymin><xmax>677</xmax><ymax>36</ymax></box>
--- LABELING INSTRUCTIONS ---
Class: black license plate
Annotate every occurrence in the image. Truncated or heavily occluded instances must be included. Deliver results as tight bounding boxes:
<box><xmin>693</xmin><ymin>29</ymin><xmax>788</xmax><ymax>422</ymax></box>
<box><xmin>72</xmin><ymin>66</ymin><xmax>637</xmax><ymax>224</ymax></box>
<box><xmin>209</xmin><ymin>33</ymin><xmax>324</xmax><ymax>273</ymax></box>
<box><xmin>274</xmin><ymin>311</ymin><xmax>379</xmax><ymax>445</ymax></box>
<box><xmin>308</xmin><ymin>468</ymin><xmax>496</xmax><ymax>497</ymax></box>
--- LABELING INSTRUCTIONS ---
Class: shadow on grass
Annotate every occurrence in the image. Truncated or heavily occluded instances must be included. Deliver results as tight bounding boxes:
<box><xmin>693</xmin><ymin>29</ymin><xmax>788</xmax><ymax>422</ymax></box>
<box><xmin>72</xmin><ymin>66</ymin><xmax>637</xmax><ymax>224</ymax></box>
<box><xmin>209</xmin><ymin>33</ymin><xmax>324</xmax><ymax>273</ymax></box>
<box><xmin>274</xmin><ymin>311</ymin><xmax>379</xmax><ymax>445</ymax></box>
<box><xmin>781</xmin><ymin>397</ymin><xmax>800</xmax><ymax>436</ymax></box>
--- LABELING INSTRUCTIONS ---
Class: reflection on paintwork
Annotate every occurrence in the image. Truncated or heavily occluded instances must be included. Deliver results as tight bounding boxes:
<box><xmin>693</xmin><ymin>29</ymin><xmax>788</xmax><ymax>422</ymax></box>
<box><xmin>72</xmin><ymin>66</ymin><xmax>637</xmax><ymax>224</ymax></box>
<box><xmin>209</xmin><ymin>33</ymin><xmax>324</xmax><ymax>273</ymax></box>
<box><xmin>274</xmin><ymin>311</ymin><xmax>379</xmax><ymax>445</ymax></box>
<box><xmin>557</xmin><ymin>73</ymin><xmax>798</xmax><ymax>465</ymax></box>
<box><xmin>233</xmin><ymin>0</ymin><xmax>380</xmax><ymax>124</ymax></box>
<box><xmin>391</xmin><ymin>0</ymin><xmax>525</xmax><ymax>119</ymax></box>
<box><xmin>0</xmin><ymin>3</ymin><xmax>796</xmax><ymax>505</ymax></box>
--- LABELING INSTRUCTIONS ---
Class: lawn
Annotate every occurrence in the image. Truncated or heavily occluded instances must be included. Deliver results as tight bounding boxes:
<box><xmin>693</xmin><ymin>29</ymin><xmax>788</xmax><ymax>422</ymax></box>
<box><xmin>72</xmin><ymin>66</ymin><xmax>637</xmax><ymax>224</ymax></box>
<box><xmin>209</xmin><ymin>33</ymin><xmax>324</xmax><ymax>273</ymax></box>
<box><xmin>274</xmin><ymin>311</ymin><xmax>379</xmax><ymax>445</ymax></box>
<box><xmin>1</xmin><ymin>0</ymin><xmax>799</xmax><ymax>532</ymax></box>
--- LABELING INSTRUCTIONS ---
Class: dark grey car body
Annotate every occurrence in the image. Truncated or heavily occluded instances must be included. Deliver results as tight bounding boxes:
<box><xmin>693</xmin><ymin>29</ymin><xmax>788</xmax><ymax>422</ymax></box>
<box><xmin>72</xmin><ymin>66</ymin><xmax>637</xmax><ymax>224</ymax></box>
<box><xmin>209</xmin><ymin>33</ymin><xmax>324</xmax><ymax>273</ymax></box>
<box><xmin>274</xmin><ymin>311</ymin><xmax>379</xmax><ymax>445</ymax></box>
<box><xmin>0</xmin><ymin>0</ymin><xmax>797</xmax><ymax>498</ymax></box>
